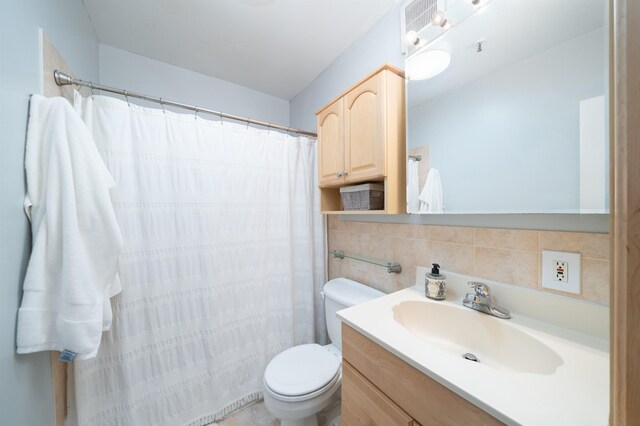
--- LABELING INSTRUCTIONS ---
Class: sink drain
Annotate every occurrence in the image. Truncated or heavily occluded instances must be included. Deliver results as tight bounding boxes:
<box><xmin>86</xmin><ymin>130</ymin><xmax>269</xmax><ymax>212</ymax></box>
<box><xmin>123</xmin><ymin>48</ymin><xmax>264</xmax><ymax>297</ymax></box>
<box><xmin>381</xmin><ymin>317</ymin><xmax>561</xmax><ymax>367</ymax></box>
<box><xmin>463</xmin><ymin>353</ymin><xmax>479</xmax><ymax>362</ymax></box>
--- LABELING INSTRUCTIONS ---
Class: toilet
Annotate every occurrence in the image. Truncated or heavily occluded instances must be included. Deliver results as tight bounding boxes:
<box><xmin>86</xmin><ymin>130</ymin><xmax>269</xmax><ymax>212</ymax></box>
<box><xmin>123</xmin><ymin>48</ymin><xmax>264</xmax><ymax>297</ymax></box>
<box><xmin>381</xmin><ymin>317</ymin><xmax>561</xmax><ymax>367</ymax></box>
<box><xmin>263</xmin><ymin>278</ymin><xmax>384</xmax><ymax>426</ymax></box>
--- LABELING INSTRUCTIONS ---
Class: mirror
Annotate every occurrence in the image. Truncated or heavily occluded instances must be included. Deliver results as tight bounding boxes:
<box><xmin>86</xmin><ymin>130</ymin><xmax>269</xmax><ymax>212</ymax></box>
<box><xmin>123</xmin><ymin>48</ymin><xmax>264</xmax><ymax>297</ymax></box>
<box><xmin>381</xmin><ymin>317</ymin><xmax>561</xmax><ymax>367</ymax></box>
<box><xmin>405</xmin><ymin>0</ymin><xmax>608</xmax><ymax>214</ymax></box>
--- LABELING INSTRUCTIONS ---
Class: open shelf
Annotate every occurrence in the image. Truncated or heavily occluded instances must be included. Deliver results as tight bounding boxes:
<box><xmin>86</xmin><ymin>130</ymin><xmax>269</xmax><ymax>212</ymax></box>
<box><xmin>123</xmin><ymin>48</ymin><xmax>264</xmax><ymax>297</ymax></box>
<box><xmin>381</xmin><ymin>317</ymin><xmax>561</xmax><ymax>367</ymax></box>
<box><xmin>319</xmin><ymin>178</ymin><xmax>406</xmax><ymax>215</ymax></box>
<box><xmin>322</xmin><ymin>210</ymin><xmax>386</xmax><ymax>215</ymax></box>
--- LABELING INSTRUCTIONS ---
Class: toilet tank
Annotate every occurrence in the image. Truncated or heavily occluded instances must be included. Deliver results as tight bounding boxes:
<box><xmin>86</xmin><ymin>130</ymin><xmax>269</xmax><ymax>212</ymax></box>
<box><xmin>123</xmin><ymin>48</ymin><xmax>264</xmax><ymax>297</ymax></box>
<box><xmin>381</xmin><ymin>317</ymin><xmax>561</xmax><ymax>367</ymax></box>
<box><xmin>323</xmin><ymin>278</ymin><xmax>385</xmax><ymax>350</ymax></box>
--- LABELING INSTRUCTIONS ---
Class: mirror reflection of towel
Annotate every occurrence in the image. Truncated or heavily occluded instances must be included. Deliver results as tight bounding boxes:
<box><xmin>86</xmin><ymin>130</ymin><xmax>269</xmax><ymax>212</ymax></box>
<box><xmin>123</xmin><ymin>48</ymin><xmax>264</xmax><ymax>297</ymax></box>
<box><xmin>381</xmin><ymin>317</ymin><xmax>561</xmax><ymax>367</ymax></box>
<box><xmin>407</xmin><ymin>159</ymin><xmax>420</xmax><ymax>213</ymax></box>
<box><xmin>419</xmin><ymin>168</ymin><xmax>444</xmax><ymax>213</ymax></box>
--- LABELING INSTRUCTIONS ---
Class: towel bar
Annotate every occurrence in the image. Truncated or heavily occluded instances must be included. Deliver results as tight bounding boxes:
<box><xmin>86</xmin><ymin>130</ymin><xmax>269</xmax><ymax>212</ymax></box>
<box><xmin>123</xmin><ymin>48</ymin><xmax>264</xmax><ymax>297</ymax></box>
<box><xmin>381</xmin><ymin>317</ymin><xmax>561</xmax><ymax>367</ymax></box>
<box><xmin>330</xmin><ymin>250</ymin><xmax>402</xmax><ymax>274</ymax></box>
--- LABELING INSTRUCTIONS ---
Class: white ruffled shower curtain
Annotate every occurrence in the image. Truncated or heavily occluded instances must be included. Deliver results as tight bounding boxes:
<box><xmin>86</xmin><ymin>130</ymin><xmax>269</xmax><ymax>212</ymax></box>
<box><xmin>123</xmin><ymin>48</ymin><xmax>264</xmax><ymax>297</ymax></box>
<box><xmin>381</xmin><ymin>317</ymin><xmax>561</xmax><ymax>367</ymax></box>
<box><xmin>69</xmin><ymin>94</ymin><xmax>325</xmax><ymax>425</ymax></box>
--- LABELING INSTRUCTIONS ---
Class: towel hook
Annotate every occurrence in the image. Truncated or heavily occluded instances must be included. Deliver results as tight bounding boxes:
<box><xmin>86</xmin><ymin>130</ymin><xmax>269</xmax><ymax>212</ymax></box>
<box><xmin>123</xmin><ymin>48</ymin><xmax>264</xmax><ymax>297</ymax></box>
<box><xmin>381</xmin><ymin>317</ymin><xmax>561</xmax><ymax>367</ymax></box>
<box><xmin>124</xmin><ymin>90</ymin><xmax>130</xmax><ymax>107</ymax></box>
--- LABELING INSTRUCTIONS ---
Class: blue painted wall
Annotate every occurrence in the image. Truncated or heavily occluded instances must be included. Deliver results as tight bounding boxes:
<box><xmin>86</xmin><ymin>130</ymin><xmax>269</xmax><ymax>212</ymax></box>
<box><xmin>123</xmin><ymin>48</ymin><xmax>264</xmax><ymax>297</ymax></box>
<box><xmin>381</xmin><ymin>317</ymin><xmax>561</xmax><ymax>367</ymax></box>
<box><xmin>99</xmin><ymin>44</ymin><xmax>290</xmax><ymax>126</ymax></box>
<box><xmin>0</xmin><ymin>1</ymin><xmax>100</xmax><ymax>424</ymax></box>
<box><xmin>289</xmin><ymin>3</ymin><xmax>404</xmax><ymax>132</ymax></box>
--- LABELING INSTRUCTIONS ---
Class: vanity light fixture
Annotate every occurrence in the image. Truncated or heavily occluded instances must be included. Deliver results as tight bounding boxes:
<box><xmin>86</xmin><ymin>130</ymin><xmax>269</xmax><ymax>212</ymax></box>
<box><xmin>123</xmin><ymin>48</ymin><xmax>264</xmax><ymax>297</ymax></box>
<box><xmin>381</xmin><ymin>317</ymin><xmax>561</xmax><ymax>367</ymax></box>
<box><xmin>431</xmin><ymin>10</ymin><xmax>452</xmax><ymax>30</ymax></box>
<box><xmin>406</xmin><ymin>49</ymin><xmax>451</xmax><ymax>80</ymax></box>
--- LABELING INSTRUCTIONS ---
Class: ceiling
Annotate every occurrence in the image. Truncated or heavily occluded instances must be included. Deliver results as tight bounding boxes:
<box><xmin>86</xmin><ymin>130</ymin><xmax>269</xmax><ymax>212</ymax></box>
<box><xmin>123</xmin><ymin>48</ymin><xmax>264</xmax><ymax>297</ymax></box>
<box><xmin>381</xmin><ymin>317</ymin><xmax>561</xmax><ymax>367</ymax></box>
<box><xmin>83</xmin><ymin>0</ymin><xmax>397</xmax><ymax>100</ymax></box>
<box><xmin>407</xmin><ymin>0</ymin><xmax>606</xmax><ymax>107</ymax></box>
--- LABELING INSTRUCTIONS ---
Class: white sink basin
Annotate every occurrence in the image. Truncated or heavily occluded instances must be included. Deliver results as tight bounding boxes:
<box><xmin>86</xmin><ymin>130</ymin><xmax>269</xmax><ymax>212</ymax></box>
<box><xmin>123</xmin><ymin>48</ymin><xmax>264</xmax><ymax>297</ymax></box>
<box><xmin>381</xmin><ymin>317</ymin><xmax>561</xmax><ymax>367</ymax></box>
<box><xmin>392</xmin><ymin>300</ymin><xmax>563</xmax><ymax>375</ymax></box>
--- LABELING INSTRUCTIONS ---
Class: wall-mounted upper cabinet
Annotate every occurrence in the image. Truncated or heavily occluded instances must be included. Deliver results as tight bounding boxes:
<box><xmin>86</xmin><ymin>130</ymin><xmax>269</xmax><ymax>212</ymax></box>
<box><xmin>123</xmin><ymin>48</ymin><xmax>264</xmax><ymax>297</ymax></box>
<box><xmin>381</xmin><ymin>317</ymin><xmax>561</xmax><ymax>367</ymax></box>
<box><xmin>316</xmin><ymin>64</ymin><xmax>406</xmax><ymax>214</ymax></box>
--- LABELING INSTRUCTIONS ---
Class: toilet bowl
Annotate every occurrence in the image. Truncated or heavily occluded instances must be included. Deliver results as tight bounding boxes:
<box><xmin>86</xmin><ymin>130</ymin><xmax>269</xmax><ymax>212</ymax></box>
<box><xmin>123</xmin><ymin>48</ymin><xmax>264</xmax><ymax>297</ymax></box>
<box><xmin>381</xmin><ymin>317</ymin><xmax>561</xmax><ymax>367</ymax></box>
<box><xmin>263</xmin><ymin>278</ymin><xmax>384</xmax><ymax>426</ymax></box>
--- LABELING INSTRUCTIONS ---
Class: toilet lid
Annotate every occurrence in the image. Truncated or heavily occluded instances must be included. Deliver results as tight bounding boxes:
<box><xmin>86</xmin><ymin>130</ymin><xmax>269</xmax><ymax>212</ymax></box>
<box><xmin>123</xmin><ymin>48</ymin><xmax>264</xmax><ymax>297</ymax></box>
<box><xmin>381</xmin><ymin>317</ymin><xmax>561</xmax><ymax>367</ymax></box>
<box><xmin>264</xmin><ymin>344</ymin><xmax>341</xmax><ymax>397</ymax></box>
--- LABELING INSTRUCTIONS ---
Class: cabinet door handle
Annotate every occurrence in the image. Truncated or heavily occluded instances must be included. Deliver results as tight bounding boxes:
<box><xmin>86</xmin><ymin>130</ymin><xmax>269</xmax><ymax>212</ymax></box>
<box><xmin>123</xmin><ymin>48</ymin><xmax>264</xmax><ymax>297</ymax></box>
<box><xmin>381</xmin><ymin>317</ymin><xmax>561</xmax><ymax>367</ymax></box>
<box><xmin>336</xmin><ymin>171</ymin><xmax>343</xmax><ymax>177</ymax></box>
<box><xmin>343</xmin><ymin>171</ymin><xmax>348</xmax><ymax>176</ymax></box>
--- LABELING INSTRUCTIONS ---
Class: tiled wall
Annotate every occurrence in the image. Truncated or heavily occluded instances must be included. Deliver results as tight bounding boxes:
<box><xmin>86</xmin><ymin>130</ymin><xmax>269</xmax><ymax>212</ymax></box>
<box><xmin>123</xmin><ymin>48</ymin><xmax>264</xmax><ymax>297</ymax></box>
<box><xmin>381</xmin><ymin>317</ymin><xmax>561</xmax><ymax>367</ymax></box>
<box><xmin>327</xmin><ymin>216</ymin><xmax>610</xmax><ymax>305</ymax></box>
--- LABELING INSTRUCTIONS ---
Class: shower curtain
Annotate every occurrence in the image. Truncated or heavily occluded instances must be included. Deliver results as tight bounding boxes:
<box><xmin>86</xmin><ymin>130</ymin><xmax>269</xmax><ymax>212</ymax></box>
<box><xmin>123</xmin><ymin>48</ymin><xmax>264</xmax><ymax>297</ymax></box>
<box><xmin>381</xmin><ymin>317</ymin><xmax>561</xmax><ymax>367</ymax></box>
<box><xmin>69</xmin><ymin>94</ymin><xmax>325</xmax><ymax>425</ymax></box>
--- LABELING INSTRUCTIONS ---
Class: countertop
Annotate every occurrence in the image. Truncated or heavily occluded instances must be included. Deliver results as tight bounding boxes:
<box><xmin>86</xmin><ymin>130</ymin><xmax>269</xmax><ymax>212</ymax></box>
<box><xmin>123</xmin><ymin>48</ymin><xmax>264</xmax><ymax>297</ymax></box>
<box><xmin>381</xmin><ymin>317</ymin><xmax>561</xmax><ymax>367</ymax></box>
<box><xmin>337</xmin><ymin>284</ymin><xmax>609</xmax><ymax>426</ymax></box>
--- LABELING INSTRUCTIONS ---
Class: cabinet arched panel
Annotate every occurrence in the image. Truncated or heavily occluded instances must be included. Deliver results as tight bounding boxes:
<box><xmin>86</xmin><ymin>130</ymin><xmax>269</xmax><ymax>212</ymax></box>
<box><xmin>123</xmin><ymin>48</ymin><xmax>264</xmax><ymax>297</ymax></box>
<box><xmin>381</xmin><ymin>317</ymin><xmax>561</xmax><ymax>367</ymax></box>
<box><xmin>317</xmin><ymin>98</ymin><xmax>344</xmax><ymax>187</ymax></box>
<box><xmin>344</xmin><ymin>71</ymin><xmax>385</xmax><ymax>182</ymax></box>
<box><xmin>346</xmin><ymin>88</ymin><xmax>379</xmax><ymax>109</ymax></box>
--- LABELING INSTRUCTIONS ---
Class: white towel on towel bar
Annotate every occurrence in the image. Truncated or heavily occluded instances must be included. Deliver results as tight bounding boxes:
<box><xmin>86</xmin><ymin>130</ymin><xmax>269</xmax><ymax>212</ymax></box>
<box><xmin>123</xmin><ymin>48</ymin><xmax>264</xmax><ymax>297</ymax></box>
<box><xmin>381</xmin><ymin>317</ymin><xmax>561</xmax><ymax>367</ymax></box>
<box><xmin>16</xmin><ymin>95</ymin><xmax>123</xmax><ymax>360</ymax></box>
<box><xmin>419</xmin><ymin>168</ymin><xmax>444</xmax><ymax>214</ymax></box>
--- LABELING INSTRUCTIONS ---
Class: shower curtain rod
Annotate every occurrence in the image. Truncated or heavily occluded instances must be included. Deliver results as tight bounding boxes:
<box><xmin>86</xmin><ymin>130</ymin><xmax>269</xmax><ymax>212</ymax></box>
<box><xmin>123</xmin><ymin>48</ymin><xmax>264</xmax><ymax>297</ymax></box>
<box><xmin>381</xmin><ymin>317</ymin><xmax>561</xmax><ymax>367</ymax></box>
<box><xmin>53</xmin><ymin>70</ymin><xmax>317</xmax><ymax>138</ymax></box>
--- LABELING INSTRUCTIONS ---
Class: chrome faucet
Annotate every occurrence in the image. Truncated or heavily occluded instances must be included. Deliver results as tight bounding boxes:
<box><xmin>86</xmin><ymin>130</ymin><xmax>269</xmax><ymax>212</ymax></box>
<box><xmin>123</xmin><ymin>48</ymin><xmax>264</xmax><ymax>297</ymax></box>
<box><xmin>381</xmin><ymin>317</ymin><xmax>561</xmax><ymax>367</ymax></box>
<box><xmin>463</xmin><ymin>282</ymin><xmax>511</xmax><ymax>319</ymax></box>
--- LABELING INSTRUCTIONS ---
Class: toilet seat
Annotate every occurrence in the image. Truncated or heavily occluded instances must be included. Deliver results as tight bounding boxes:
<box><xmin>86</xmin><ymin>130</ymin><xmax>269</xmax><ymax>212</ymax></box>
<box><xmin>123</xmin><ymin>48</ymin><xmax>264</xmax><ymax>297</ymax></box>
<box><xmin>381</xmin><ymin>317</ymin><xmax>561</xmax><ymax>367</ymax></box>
<box><xmin>264</xmin><ymin>344</ymin><xmax>341</xmax><ymax>402</ymax></box>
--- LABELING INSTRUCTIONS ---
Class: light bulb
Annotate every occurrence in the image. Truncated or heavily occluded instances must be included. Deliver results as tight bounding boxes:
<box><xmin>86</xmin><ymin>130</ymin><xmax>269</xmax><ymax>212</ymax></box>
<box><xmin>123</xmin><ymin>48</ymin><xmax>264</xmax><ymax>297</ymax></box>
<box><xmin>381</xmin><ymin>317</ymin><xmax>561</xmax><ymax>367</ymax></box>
<box><xmin>431</xmin><ymin>10</ymin><xmax>446</xmax><ymax>27</ymax></box>
<box><xmin>431</xmin><ymin>10</ymin><xmax>451</xmax><ymax>30</ymax></box>
<box><xmin>405</xmin><ymin>30</ymin><xmax>419</xmax><ymax>45</ymax></box>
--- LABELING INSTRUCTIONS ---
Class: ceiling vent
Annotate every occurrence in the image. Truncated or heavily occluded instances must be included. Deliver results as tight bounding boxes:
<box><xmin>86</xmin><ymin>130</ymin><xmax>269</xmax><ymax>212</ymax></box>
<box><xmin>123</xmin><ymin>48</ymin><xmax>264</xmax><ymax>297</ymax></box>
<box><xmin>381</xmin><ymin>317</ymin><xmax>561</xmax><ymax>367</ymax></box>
<box><xmin>400</xmin><ymin>0</ymin><xmax>446</xmax><ymax>54</ymax></box>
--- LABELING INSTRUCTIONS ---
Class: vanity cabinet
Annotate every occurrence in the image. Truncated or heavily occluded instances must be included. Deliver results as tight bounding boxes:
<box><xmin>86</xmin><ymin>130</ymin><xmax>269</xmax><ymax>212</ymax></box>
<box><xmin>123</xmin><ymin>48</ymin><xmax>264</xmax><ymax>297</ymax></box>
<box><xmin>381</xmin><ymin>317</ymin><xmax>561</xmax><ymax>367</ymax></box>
<box><xmin>341</xmin><ymin>324</ymin><xmax>503</xmax><ymax>426</ymax></box>
<box><xmin>316</xmin><ymin>64</ymin><xmax>406</xmax><ymax>214</ymax></box>
<box><xmin>342</xmin><ymin>361</ymin><xmax>418</xmax><ymax>426</ymax></box>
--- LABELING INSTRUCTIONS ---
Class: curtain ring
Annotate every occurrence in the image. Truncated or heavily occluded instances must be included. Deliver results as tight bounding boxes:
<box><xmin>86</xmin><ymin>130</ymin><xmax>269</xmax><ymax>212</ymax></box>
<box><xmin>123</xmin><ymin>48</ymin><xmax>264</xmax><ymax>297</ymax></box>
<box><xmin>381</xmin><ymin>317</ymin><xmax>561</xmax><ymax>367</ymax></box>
<box><xmin>124</xmin><ymin>90</ymin><xmax>130</xmax><ymax>107</ymax></box>
<box><xmin>267</xmin><ymin>123</ymin><xmax>271</xmax><ymax>134</ymax></box>
<box><xmin>194</xmin><ymin>106</ymin><xmax>198</xmax><ymax>120</ymax></box>
<box><xmin>160</xmin><ymin>98</ymin><xmax>165</xmax><ymax>114</ymax></box>
<box><xmin>219</xmin><ymin>113</ymin><xmax>223</xmax><ymax>125</ymax></box>
<box><xmin>246</xmin><ymin>120</ymin><xmax>249</xmax><ymax>130</ymax></box>
<box><xmin>89</xmin><ymin>84</ymin><xmax>95</xmax><ymax>99</ymax></box>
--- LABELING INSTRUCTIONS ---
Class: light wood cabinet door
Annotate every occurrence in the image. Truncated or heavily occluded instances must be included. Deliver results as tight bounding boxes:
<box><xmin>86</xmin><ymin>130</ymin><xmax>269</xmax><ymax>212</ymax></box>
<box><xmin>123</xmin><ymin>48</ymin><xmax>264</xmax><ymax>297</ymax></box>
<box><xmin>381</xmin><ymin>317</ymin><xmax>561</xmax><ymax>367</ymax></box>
<box><xmin>342</xmin><ymin>361</ymin><xmax>418</xmax><ymax>426</ymax></box>
<box><xmin>317</xmin><ymin>98</ymin><xmax>344</xmax><ymax>187</ymax></box>
<box><xmin>342</xmin><ymin>324</ymin><xmax>503</xmax><ymax>426</ymax></box>
<box><xmin>344</xmin><ymin>71</ymin><xmax>385</xmax><ymax>183</ymax></box>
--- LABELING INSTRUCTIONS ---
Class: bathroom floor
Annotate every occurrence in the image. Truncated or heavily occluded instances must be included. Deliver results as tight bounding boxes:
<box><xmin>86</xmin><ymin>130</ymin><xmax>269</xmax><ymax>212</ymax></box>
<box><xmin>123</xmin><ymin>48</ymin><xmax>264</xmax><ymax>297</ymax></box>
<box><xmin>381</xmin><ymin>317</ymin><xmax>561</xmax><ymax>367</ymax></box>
<box><xmin>211</xmin><ymin>401</ymin><xmax>278</xmax><ymax>426</ymax></box>
<box><xmin>210</xmin><ymin>399</ymin><xmax>341</xmax><ymax>426</ymax></box>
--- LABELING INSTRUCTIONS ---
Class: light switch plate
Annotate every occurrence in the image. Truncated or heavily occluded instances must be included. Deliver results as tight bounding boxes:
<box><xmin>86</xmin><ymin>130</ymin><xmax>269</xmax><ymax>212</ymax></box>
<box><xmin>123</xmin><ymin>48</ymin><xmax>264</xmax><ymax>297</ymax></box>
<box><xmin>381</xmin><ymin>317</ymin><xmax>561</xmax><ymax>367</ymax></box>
<box><xmin>542</xmin><ymin>250</ymin><xmax>581</xmax><ymax>294</ymax></box>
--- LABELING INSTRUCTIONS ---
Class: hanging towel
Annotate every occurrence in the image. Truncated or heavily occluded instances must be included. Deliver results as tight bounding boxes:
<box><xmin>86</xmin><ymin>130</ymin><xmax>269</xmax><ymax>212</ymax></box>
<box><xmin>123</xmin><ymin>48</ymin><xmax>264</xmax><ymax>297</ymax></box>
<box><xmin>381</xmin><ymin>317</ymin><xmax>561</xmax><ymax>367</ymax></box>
<box><xmin>407</xmin><ymin>159</ymin><xmax>420</xmax><ymax>213</ymax></box>
<box><xmin>17</xmin><ymin>95</ymin><xmax>123</xmax><ymax>360</ymax></box>
<box><xmin>73</xmin><ymin>91</ymin><xmax>121</xmax><ymax>332</ymax></box>
<box><xmin>419</xmin><ymin>168</ymin><xmax>444</xmax><ymax>214</ymax></box>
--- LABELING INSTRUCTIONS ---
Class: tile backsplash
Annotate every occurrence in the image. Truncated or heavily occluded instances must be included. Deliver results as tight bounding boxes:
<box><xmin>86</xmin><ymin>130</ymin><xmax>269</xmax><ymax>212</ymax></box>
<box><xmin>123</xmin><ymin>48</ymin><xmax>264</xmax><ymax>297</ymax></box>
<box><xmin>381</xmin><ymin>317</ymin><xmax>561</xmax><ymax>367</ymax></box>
<box><xmin>327</xmin><ymin>216</ymin><xmax>610</xmax><ymax>305</ymax></box>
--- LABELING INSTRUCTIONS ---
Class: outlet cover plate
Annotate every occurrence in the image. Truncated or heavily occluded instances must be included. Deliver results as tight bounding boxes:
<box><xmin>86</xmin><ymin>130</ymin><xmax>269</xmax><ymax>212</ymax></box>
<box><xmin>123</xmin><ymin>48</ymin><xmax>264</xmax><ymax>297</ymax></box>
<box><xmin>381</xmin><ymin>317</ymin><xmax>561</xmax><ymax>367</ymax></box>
<box><xmin>542</xmin><ymin>250</ymin><xmax>581</xmax><ymax>294</ymax></box>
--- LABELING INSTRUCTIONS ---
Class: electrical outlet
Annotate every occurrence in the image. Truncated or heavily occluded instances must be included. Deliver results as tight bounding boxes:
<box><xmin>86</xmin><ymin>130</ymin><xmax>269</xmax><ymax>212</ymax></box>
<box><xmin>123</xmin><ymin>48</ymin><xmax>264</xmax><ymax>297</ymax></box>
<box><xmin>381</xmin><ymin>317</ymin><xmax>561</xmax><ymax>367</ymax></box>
<box><xmin>542</xmin><ymin>250</ymin><xmax>580</xmax><ymax>294</ymax></box>
<box><xmin>554</xmin><ymin>260</ymin><xmax>568</xmax><ymax>282</ymax></box>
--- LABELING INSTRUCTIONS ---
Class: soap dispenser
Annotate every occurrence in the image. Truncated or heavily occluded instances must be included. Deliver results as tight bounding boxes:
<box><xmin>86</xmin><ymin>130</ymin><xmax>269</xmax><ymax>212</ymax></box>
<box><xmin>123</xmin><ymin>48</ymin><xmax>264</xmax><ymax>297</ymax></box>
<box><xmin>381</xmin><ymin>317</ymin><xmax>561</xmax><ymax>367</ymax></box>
<box><xmin>425</xmin><ymin>263</ymin><xmax>446</xmax><ymax>300</ymax></box>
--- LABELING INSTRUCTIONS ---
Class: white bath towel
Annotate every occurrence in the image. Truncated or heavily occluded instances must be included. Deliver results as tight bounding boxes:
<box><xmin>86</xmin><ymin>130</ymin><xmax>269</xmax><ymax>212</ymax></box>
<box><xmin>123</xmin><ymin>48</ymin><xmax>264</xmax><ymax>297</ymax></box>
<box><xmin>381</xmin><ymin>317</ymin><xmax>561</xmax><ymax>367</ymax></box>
<box><xmin>419</xmin><ymin>168</ymin><xmax>444</xmax><ymax>214</ymax></box>
<box><xmin>73</xmin><ymin>91</ymin><xmax>121</xmax><ymax>332</ymax></box>
<box><xmin>17</xmin><ymin>95</ymin><xmax>123</xmax><ymax>360</ymax></box>
<box><xmin>407</xmin><ymin>159</ymin><xmax>420</xmax><ymax>213</ymax></box>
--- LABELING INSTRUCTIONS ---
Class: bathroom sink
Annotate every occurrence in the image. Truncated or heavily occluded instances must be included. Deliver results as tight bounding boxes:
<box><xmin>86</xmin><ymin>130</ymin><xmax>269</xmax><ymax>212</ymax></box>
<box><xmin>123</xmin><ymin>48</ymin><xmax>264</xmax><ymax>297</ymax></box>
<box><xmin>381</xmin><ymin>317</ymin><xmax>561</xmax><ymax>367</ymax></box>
<box><xmin>392</xmin><ymin>300</ymin><xmax>563</xmax><ymax>375</ymax></box>
<box><xmin>338</xmin><ymin>277</ymin><xmax>609</xmax><ymax>425</ymax></box>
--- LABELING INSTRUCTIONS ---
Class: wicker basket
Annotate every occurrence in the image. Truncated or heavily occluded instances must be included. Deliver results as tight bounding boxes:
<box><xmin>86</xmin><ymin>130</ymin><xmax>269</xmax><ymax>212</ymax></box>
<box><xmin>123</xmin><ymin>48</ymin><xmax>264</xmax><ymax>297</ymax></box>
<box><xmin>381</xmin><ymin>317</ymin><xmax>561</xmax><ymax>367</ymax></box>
<box><xmin>340</xmin><ymin>183</ymin><xmax>385</xmax><ymax>210</ymax></box>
